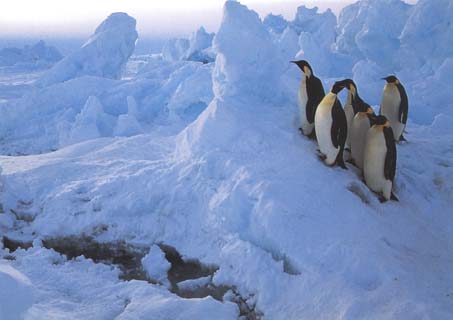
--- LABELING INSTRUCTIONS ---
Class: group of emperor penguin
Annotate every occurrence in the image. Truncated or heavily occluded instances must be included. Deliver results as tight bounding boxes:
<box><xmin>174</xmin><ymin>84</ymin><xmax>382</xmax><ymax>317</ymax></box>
<box><xmin>291</xmin><ymin>60</ymin><xmax>409</xmax><ymax>202</ymax></box>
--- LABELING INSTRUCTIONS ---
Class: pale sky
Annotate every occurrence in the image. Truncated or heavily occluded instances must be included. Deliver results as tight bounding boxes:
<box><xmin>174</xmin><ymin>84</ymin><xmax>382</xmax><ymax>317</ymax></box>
<box><xmin>0</xmin><ymin>0</ymin><xmax>356</xmax><ymax>38</ymax></box>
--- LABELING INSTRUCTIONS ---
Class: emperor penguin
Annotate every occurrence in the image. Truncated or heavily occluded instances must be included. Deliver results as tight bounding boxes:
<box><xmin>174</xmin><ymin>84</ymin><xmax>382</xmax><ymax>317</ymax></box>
<box><xmin>350</xmin><ymin>105</ymin><xmax>376</xmax><ymax>171</ymax></box>
<box><xmin>314</xmin><ymin>80</ymin><xmax>348</xmax><ymax>168</ymax></box>
<box><xmin>291</xmin><ymin>60</ymin><xmax>325</xmax><ymax>138</ymax></box>
<box><xmin>341</xmin><ymin>79</ymin><xmax>370</xmax><ymax>150</ymax></box>
<box><xmin>363</xmin><ymin>115</ymin><xmax>398</xmax><ymax>202</ymax></box>
<box><xmin>380</xmin><ymin>75</ymin><xmax>408</xmax><ymax>142</ymax></box>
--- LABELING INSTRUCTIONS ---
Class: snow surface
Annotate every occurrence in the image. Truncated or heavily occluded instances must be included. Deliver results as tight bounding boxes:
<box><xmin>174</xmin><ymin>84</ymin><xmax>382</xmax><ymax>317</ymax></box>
<box><xmin>0</xmin><ymin>0</ymin><xmax>453</xmax><ymax>319</ymax></box>
<box><xmin>0</xmin><ymin>261</ymin><xmax>34</xmax><ymax>320</ymax></box>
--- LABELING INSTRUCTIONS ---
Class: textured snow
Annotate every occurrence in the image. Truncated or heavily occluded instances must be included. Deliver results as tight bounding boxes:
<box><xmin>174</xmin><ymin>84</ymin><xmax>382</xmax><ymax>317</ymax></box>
<box><xmin>162</xmin><ymin>27</ymin><xmax>215</xmax><ymax>63</ymax></box>
<box><xmin>162</xmin><ymin>38</ymin><xmax>190</xmax><ymax>62</ymax></box>
<box><xmin>0</xmin><ymin>0</ymin><xmax>453</xmax><ymax>319</ymax></box>
<box><xmin>186</xmin><ymin>27</ymin><xmax>215</xmax><ymax>63</ymax></box>
<box><xmin>263</xmin><ymin>14</ymin><xmax>289</xmax><ymax>34</ymax></box>
<box><xmin>141</xmin><ymin>245</ymin><xmax>171</xmax><ymax>286</ymax></box>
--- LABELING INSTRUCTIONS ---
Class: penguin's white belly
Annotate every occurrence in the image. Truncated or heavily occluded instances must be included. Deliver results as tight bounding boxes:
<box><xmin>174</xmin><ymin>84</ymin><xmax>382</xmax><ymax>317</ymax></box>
<box><xmin>364</xmin><ymin>127</ymin><xmax>392</xmax><ymax>199</ymax></box>
<box><xmin>298</xmin><ymin>80</ymin><xmax>312</xmax><ymax>135</ymax></box>
<box><xmin>350</xmin><ymin>113</ymin><xmax>370</xmax><ymax>170</ymax></box>
<box><xmin>315</xmin><ymin>93</ymin><xmax>338</xmax><ymax>165</ymax></box>
<box><xmin>381</xmin><ymin>85</ymin><xmax>404</xmax><ymax>140</ymax></box>
<box><xmin>344</xmin><ymin>103</ymin><xmax>354</xmax><ymax>149</ymax></box>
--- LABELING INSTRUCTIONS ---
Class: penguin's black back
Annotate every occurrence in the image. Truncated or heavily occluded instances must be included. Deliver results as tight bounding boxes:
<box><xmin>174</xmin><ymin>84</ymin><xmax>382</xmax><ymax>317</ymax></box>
<box><xmin>397</xmin><ymin>83</ymin><xmax>408</xmax><ymax>124</ymax></box>
<box><xmin>306</xmin><ymin>75</ymin><xmax>325</xmax><ymax>124</ymax></box>
<box><xmin>384</xmin><ymin>126</ymin><xmax>397</xmax><ymax>182</ymax></box>
<box><xmin>353</xmin><ymin>95</ymin><xmax>371</xmax><ymax>114</ymax></box>
<box><xmin>330</xmin><ymin>98</ymin><xmax>347</xmax><ymax>149</ymax></box>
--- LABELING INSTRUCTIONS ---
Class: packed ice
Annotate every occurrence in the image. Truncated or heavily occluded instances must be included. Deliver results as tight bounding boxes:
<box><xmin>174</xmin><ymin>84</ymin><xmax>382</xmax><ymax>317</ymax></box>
<box><xmin>0</xmin><ymin>0</ymin><xmax>452</xmax><ymax>319</ymax></box>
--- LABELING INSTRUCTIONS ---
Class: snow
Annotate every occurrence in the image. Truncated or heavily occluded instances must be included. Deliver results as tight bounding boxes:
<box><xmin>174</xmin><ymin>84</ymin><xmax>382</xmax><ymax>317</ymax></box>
<box><xmin>36</xmin><ymin>13</ymin><xmax>138</xmax><ymax>87</ymax></box>
<box><xmin>0</xmin><ymin>40</ymin><xmax>62</xmax><ymax>69</ymax></box>
<box><xmin>0</xmin><ymin>261</ymin><xmax>34</xmax><ymax>320</ymax></box>
<box><xmin>186</xmin><ymin>27</ymin><xmax>215</xmax><ymax>63</ymax></box>
<box><xmin>141</xmin><ymin>245</ymin><xmax>171</xmax><ymax>286</ymax></box>
<box><xmin>0</xmin><ymin>0</ymin><xmax>453</xmax><ymax>319</ymax></box>
<box><xmin>399</xmin><ymin>0</ymin><xmax>453</xmax><ymax>72</ymax></box>
<box><xmin>211</xmin><ymin>1</ymin><xmax>283</xmax><ymax>100</ymax></box>
<box><xmin>162</xmin><ymin>27</ymin><xmax>215</xmax><ymax>64</ymax></box>
<box><xmin>263</xmin><ymin>14</ymin><xmax>288</xmax><ymax>35</ymax></box>
<box><xmin>162</xmin><ymin>38</ymin><xmax>190</xmax><ymax>62</ymax></box>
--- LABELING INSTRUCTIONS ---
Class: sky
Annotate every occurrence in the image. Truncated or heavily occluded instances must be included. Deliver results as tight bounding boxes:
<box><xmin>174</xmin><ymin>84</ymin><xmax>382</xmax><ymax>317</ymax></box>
<box><xmin>0</xmin><ymin>0</ymin><xmax>356</xmax><ymax>38</ymax></box>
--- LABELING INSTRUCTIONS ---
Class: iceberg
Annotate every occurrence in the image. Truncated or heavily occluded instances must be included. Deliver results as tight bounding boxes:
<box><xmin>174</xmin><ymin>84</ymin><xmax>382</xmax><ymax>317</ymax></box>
<box><xmin>37</xmin><ymin>13</ymin><xmax>138</xmax><ymax>87</ymax></box>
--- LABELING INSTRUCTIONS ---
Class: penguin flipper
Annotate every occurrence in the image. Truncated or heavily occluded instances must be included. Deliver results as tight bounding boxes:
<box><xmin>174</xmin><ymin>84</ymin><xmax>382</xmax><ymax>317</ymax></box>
<box><xmin>397</xmin><ymin>83</ymin><xmax>409</xmax><ymax>124</ymax></box>
<box><xmin>306</xmin><ymin>77</ymin><xmax>325</xmax><ymax>124</ymax></box>
<box><xmin>330</xmin><ymin>98</ymin><xmax>347</xmax><ymax>149</ymax></box>
<box><xmin>384</xmin><ymin>127</ymin><xmax>397</xmax><ymax>182</ymax></box>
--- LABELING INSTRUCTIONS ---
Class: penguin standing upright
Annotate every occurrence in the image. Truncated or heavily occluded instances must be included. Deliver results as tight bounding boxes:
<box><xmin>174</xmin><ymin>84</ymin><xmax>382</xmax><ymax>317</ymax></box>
<box><xmin>350</xmin><ymin>105</ymin><xmax>376</xmax><ymax>171</ymax></box>
<box><xmin>342</xmin><ymin>79</ymin><xmax>370</xmax><ymax>150</ymax></box>
<box><xmin>291</xmin><ymin>60</ymin><xmax>325</xmax><ymax>138</ymax></box>
<box><xmin>363</xmin><ymin>115</ymin><xmax>398</xmax><ymax>202</ymax></box>
<box><xmin>314</xmin><ymin>80</ymin><xmax>348</xmax><ymax>168</ymax></box>
<box><xmin>380</xmin><ymin>75</ymin><xmax>408</xmax><ymax>142</ymax></box>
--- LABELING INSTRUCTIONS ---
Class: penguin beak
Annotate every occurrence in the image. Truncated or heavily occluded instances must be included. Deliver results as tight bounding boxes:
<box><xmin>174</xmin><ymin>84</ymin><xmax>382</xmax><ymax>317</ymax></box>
<box><xmin>367</xmin><ymin>108</ymin><xmax>373</xmax><ymax>114</ymax></box>
<box><xmin>384</xmin><ymin>120</ymin><xmax>390</xmax><ymax>127</ymax></box>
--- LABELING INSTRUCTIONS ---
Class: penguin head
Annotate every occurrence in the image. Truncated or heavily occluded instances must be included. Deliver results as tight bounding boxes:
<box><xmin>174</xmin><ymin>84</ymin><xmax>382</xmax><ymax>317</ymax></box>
<box><xmin>291</xmin><ymin>60</ymin><xmax>313</xmax><ymax>77</ymax></box>
<box><xmin>374</xmin><ymin>115</ymin><xmax>390</xmax><ymax>126</ymax></box>
<box><xmin>341</xmin><ymin>79</ymin><xmax>357</xmax><ymax>96</ymax></box>
<box><xmin>331</xmin><ymin>80</ymin><xmax>347</xmax><ymax>94</ymax></box>
<box><xmin>356</xmin><ymin>103</ymin><xmax>371</xmax><ymax>113</ymax></box>
<box><xmin>382</xmin><ymin>75</ymin><xmax>400</xmax><ymax>85</ymax></box>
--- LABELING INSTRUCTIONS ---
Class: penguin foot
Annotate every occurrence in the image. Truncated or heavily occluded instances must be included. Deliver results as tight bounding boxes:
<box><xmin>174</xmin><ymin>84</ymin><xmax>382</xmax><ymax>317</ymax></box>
<box><xmin>337</xmin><ymin>160</ymin><xmax>348</xmax><ymax>170</ymax></box>
<box><xmin>308</xmin><ymin>130</ymin><xmax>317</xmax><ymax>140</ymax></box>
<box><xmin>346</xmin><ymin>158</ymin><xmax>357</xmax><ymax>167</ymax></box>
<box><xmin>317</xmin><ymin>153</ymin><xmax>327</xmax><ymax>161</ymax></box>
<box><xmin>378</xmin><ymin>195</ymin><xmax>388</xmax><ymax>203</ymax></box>
<box><xmin>335</xmin><ymin>150</ymin><xmax>348</xmax><ymax>170</ymax></box>
<box><xmin>399</xmin><ymin>134</ymin><xmax>407</xmax><ymax>142</ymax></box>
<box><xmin>298</xmin><ymin>127</ymin><xmax>304</xmax><ymax>135</ymax></box>
<box><xmin>390</xmin><ymin>192</ymin><xmax>399</xmax><ymax>202</ymax></box>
